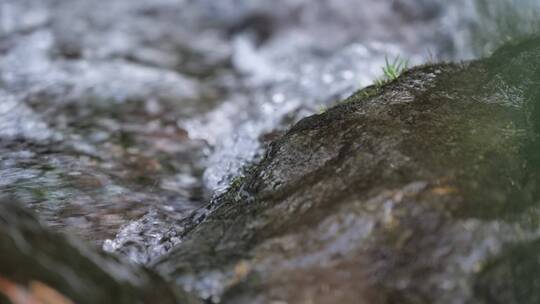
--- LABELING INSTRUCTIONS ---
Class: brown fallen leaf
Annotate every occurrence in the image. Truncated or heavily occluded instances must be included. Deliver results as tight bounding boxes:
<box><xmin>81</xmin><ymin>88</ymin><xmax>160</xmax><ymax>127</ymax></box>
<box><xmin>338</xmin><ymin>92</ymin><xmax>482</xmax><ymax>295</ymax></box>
<box><xmin>0</xmin><ymin>276</ymin><xmax>40</xmax><ymax>304</ymax></box>
<box><xmin>30</xmin><ymin>281</ymin><xmax>74</xmax><ymax>304</ymax></box>
<box><xmin>0</xmin><ymin>276</ymin><xmax>73</xmax><ymax>304</ymax></box>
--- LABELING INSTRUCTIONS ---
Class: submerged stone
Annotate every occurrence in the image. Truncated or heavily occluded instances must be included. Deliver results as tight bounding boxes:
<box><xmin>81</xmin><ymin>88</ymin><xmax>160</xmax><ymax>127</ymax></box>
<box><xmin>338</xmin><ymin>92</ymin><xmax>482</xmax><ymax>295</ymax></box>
<box><xmin>152</xmin><ymin>37</ymin><xmax>540</xmax><ymax>303</ymax></box>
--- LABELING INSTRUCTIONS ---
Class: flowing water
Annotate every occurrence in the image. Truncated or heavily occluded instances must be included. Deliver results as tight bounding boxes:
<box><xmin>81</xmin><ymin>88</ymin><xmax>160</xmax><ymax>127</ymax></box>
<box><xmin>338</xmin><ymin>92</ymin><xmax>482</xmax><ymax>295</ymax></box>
<box><xmin>1</xmin><ymin>0</ymin><xmax>540</xmax><ymax>266</ymax></box>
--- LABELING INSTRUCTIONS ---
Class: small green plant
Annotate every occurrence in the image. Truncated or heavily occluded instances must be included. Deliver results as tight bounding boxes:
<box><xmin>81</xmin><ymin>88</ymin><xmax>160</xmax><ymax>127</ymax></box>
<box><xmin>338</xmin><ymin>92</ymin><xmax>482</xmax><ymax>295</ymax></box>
<box><xmin>360</xmin><ymin>86</ymin><xmax>380</xmax><ymax>99</ymax></box>
<box><xmin>317</xmin><ymin>105</ymin><xmax>328</xmax><ymax>114</ymax></box>
<box><xmin>383</xmin><ymin>55</ymin><xmax>409</xmax><ymax>80</ymax></box>
<box><xmin>374</xmin><ymin>55</ymin><xmax>409</xmax><ymax>86</ymax></box>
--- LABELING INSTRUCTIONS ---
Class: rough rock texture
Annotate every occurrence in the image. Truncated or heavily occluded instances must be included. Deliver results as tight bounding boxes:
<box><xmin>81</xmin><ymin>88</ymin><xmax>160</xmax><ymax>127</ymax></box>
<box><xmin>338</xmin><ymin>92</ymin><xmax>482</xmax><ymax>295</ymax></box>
<box><xmin>153</xmin><ymin>37</ymin><xmax>540</xmax><ymax>304</ymax></box>
<box><xmin>0</xmin><ymin>200</ymin><xmax>201</xmax><ymax>304</ymax></box>
<box><xmin>2</xmin><ymin>1</ymin><xmax>540</xmax><ymax>303</ymax></box>
<box><xmin>0</xmin><ymin>0</ymin><xmax>458</xmax><ymax>251</ymax></box>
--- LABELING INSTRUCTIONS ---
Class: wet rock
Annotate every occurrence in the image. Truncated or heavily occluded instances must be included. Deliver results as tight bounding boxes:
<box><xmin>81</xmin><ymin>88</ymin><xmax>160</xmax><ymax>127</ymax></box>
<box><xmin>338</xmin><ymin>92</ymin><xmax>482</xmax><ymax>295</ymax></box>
<box><xmin>153</xmin><ymin>38</ymin><xmax>540</xmax><ymax>303</ymax></box>
<box><xmin>3</xmin><ymin>1</ymin><xmax>540</xmax><ymax>302</ymax></box>
<box><xmin>474</xmin><ymin>240</ymin><xmax>540</xmax><ymax>304</ymax></box>
<box><xmin>0</xmin><ymin>0</ymin><xmax>471</xmax><ymax>261</ymax></box>
<box><xmin>0</xmin><ymin>200</ymin><xmax>201</xmax><ymax>304</ymax></box>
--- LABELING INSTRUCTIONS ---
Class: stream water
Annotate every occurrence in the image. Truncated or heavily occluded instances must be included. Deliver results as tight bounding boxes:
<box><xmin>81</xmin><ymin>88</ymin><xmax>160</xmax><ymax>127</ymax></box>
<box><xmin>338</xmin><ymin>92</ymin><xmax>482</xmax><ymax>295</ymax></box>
<box><xmin>1</xmin><ymin>0</ymin><xmax>540</xmax><ymax>266</ymax></box>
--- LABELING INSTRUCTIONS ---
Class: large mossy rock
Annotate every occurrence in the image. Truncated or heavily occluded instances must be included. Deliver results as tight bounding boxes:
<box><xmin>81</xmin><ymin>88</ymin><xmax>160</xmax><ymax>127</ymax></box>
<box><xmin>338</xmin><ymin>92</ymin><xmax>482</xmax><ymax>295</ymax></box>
<box><xmin>153</xmin><ymin>37</ymin><xmax>540</xmax><ymax>304</ymax></box>
<box><xmin>0</xmin><ymin>201</ymin><xmax>200</xmax><ymax>304</ymax></box>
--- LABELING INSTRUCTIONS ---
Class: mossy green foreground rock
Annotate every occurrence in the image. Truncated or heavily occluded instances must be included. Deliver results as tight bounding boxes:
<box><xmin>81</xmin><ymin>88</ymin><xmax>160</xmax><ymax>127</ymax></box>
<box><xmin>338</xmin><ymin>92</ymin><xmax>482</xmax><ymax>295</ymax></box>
<box><xmin>151</xmin><ymin>37</ymin><xmax>540</xmax><ymax>304</ymax></box>
<box><xmin>3</xmin><ymin>37</ymin><xmax>540</xmax><ymax>303</ymax></box>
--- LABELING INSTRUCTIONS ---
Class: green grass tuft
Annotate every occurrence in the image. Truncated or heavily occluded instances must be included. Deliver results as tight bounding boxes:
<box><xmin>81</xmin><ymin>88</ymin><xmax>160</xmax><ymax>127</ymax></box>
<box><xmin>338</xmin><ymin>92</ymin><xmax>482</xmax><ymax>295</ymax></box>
<box><xmin>374</xmin><ymin>55</ymin><xmax>409</xmax><ymax>87</ymax></box>
<box><xmin>317</xmin><ymin>105</ymin><xmax>328</xmax><ymax>114</ymax></box>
